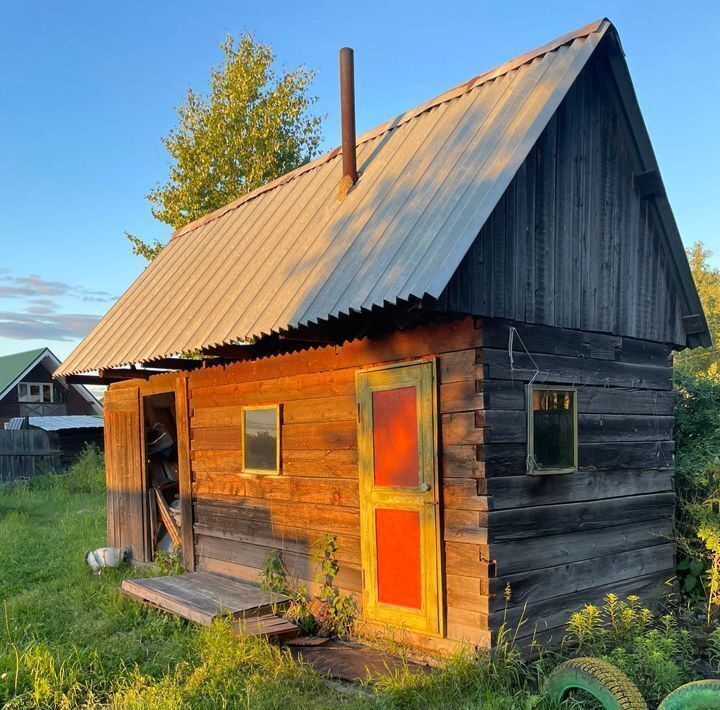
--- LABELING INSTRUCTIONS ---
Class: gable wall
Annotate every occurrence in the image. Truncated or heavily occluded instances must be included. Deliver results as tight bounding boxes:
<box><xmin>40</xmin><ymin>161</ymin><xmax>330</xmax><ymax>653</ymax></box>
<box><xmin>0</xmin><ymin>387</ymin><xmax>20</xmax><ymax>423</ymax></box>
<box><xmin>0</xmin><ymin>361</ymin><xmax>97</xmax><ymax>423</ymax></box>
<box><xmin>440</xmin><ymin>52</ymin><xmax>686</xmax><ymax>346</ymax></box>
<box><xmin>0</xmin><ymin>362</ymin><xmax>57</xmax><ymax>422</ymax></box>
<box><xmin>66</xmin><ymin>385</ymin><xmax>99</xmax><ymax>415</ymax></box>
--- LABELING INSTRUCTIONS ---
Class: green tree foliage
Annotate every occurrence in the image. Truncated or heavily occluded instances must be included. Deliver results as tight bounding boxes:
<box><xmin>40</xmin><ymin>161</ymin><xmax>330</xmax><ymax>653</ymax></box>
<box><xmin>671</xmin><ymin>245</ymin><xmax>720</xmax><ymax>619</ymax></box>
<box><xmin>128</xmin><ymin>33</ymin><xmax>323</xmax><ymax>261</ymax></box>
<box><xmin>125</xmin><ymin>232</ymin><xmax>163</xmax><ymax>261</ymax></box>
<box><xmin>674</xmin><ymin>368</ymin><xmax>720</xmax><ymax>613</ymax></box>
<box><xmin>675</xmin><ymin>242</ymin><xmax>720</xmax><ymax>376</ymax></box>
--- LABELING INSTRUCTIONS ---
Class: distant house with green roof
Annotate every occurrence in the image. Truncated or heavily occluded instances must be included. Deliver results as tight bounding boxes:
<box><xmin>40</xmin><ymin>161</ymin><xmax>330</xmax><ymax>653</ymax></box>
<box><xmin>0</xmin><ymin>348</ymin><xmax>102</xmax><ymax>426</ymax></box>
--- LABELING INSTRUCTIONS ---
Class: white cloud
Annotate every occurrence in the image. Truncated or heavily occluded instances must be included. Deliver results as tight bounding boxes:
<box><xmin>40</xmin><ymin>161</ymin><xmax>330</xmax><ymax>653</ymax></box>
<box><xmin>0</xmin><ymin>272</ymin><xmax>115</xmax><ymax>302</ymax></box>
<box><xmin>0</xmin><ymin>311</ymin><xmax>101</xmax><ymax>341</ymax></box>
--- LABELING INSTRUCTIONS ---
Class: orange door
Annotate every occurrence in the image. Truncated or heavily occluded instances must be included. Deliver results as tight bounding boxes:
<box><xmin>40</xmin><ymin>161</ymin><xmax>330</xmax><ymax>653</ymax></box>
<box><xmin>356</xmin><ymin>360</ymin><xmax>442</xmax><ymax>635</ymax></box>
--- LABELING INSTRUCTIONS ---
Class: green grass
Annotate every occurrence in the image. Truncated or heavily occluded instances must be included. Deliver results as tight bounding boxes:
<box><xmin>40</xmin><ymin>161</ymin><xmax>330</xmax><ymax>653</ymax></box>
<box><xmin>0</xmin><ymin>448</ymin><xmax>542</xmax><ymax>709</ymax></box>
<box><xmin>4</xmin><ymin>447</ymin><xmax>711</xmax><ymax>709</ymax></box>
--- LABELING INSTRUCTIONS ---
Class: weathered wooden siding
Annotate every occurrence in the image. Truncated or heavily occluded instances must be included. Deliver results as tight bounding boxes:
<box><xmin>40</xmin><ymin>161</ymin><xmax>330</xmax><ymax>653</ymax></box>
<box><xmin>104</xmin><ymin>385</ymin><xmax>147</xmax><ymax>560</ymax></box>
<box><xmin>55</xmin><ymin>427</ymin><xmax>105</xmax><ymax>467</ymax></box>
<box><xmin>104</xmin><ymin>315</ymin><xmax>676</xmax><ymax>652</ymax></box>
<box><xmin>185</xmin><ymin>317</ymin><xmax>491</xmax><ymax>652</ymax></box>
<box><xmin>0</xmin><ymin>429</ymin><xmax>62</xmax><ymax>480</ymax></box>
<box><xmin>476</xmin><ymin>318</ymin><xmax>675</xmax><ymax>643</ymax></box>
<box><xmin>439</xmin><ymin>52</ymin><xmax>686</xmax><ymax>346</ymax></box>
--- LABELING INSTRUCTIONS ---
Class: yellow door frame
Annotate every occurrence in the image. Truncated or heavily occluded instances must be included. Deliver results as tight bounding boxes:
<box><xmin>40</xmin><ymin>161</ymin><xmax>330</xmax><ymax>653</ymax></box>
<box><xmin>356</xmin><ymin>358</ymin><xmax>443</xmax><ymax>636</ymax></box>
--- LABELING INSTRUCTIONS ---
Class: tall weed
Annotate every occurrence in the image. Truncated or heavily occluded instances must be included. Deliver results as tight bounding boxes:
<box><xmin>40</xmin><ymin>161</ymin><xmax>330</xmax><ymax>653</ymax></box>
<box><xmin>564</xmin><ymin>594</ymin><xmax>694</xmax><ymax>706</ymax></box>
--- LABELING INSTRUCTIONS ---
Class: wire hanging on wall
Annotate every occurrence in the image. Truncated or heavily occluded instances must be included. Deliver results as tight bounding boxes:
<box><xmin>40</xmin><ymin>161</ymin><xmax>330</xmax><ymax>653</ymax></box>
<box><xmin>505</xmin><ymin>326</ymin><xmax>675</xmax><ymax>471</ymax></box>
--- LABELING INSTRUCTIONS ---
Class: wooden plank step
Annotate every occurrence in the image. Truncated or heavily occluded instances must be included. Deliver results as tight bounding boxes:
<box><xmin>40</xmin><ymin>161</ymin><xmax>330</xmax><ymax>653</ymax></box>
<box><xmin>121</xmin><ymin>571</ymin><xmax>289</xmax><ymax>626</ymax></box>
<box><xmin>235</xmin><ymin>614</ymin><xmax>299</xmax><ymax>640</ymax></box>
<box><xmin>288</xmin><ymin>640</ymin><xmax>429</xmax><ymax>682</ymax></box>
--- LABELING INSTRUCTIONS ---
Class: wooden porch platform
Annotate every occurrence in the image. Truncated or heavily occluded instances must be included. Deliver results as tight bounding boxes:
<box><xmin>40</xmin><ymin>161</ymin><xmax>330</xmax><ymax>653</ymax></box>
<box><xmin>288</xmin><ymin>639</ymin><xmax>429</xmax><ymax>682</ymax></box>
<box><xmin>121</xmin><ymin>571</ymin><xmax>297</xmax><ymax>638</ymax></box>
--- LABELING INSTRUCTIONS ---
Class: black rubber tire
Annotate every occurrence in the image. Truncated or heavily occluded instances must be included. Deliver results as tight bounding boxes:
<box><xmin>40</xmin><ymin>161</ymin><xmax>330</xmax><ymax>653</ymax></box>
<box><xmin>543</xmin><ymin>657</ymin><xmax>648</xmax><ymax>710</ymax></box>
<box><xmin>657</xmin><ymin>679</ymin><xmax>720</xmax><ymax>709</ymax></box>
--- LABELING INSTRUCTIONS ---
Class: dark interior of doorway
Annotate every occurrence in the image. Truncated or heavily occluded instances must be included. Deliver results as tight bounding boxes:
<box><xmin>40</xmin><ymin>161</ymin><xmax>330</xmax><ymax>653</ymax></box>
<box><xmin>143</xmin><ymin>392</ymin><xmax>181</xmax><ymax>559</ymax></box>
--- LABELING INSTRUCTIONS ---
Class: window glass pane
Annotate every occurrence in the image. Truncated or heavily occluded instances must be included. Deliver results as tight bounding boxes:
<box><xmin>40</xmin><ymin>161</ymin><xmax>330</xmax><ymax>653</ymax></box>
<box><xmin>532</xmin><ymin>389</ymin><xmax>575</xmax><ymax>470</ymax></box>
<box><xmin>18</xmin><ymin>383</ymin><xmax>28</xmax><ymax>401</ymax></box>
<box><xmin>42</xmin><ymin>385</ymin><xmax>52</xmax><ymax>403</ymax></box>
<box><xmin>244</xmin><ymin>408</ymin><xmax>278</xmax><ymax>472</ymax></box>
<box><xmin>29</xmin><ymin>384</ymin><xmax>41</xmax><ymax>403</ymax></box>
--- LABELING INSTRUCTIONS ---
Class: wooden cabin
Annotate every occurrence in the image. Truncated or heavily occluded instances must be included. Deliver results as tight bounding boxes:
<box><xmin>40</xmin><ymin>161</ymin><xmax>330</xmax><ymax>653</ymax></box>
<box><xmin>58</xmin><ymin>19</ymin><xmax>709</xmax><ymax>654</ymax></box>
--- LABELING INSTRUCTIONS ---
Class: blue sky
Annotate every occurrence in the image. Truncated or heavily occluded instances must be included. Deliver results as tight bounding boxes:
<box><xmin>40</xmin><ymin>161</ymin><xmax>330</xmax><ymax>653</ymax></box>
<box><xmin>0</xmin><ymin>0</ymin><xmax>718</xmax><ymax>360</ymax></box>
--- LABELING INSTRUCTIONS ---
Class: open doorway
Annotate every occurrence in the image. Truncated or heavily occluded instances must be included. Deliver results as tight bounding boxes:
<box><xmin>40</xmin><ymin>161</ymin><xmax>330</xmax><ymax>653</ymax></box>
<box><xmin>143</xmin><ymin>392</ymin><xmax>182</xmax><ymax>559</ymax></box>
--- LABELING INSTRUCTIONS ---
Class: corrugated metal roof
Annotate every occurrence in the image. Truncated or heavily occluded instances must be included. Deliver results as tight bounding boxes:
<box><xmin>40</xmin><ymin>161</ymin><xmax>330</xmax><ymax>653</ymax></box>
<box><xmin>59</xmin><ymin>19</ymin><xmax>610</xmax><ymax>375</ymax></box>
<box><xmin>29</xmin><ymin>416</ymin><xmax>104</xmax><ymax>431</ymax></box>
<box><xmin>5</xmin><ymin>417</ymin><xmax>26</xmax><ymax>430</ymax></box>
<box><xmin>5</xmin><ymin>415</ymin><xmax>103</xmax><ymax>431</ymax></box>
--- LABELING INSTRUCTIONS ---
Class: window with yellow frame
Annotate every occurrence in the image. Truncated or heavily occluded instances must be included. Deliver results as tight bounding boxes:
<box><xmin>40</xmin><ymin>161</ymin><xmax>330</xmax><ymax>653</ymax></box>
<box><xmin>242</xmin><ymin>404</ymin><xmax>281</xmax><ymax>475</ymax></box>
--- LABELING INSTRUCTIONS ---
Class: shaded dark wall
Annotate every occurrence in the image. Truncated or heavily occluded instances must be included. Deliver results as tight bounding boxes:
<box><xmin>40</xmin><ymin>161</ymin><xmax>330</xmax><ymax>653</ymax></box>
<box><xmin>439</xmin><ymin>51</ymin><xmax>685</xmax><ymax>346</ymax></box>
<box><xmin>0</xmin><ymin>429</ymin><xmax>61</xmax><ymax>481</ymax></box>
<box><xmin>57</xmin><ymin>427</ymin><xmax>105</xmax><ymax>466</ymax></box>
<box><xmin>476</xmin><ymin>318</ymin><xmax>675</xmax><ymax>646</ymax></box>
<box><xmin>66</xmin><ymin>385</ymin><xmax>98</xmax><ymax>415</ymax></box>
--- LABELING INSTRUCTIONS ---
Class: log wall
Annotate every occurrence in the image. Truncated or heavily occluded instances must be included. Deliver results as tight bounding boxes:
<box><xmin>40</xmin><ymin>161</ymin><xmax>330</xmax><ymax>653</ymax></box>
<box><xmin>186</xmin><ymin>316</ymin><xmax>491</xmax><ymax>653</ymax></box>
<box><xmin>105</xmin><ymin>314</ymin><xmax>676</xmax><ymax>653</ymax></box>
<box><xmin>477</xmin><ymin>318</ymin><xmax>675</xmax><ymax>644</ymax></box>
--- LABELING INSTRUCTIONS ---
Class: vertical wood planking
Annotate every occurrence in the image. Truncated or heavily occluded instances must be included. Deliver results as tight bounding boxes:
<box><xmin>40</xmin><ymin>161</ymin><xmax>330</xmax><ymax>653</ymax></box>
<box><xmin>438</xmin><ymin>52</ymin><xmax>686</xmax><ymax>347</ymax></box>
<box><xmin>176</xmin><ymin>375</ymin><xmax>195</xmax><ymax>571</ymax></box>
<box><xmin>104</xmin><ymin>385</ymin><xmax>147</xmax><ymax>561</ymax></box>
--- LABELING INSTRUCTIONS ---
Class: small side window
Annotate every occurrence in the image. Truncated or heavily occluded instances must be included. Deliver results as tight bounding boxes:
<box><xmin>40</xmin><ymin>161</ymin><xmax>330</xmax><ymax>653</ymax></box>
<box><xmin>527</xmin><ymin>386</ymin><xmax>577</xmax><ymax>475</ymax></box>
<box><xmin>242</xmin><ymin>405</ymin><xmax>281</xmax><ymax>475</ymax></box>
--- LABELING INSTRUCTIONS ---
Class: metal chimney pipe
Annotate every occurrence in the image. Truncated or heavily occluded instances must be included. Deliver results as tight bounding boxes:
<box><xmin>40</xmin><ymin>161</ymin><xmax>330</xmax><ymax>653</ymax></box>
<box><xmin>339</xmin><ymin>47</ymin><xmax>358</xmax><ymax>186</ymax></box>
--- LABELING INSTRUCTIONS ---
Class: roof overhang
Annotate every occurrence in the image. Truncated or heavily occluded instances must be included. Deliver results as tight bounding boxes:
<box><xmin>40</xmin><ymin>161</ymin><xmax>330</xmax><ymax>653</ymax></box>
<box><xmin>56</xmin><ymin>18</ymin><xmax>709</xmax><ymax>374</ymax></box>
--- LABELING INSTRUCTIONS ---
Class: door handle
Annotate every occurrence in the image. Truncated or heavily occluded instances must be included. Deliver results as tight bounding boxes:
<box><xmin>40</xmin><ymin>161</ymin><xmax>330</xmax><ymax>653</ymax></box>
<box><xmin>419</xmin><ymin>482</ymin><xmax>431</xmax><ymax>493</ymax></box>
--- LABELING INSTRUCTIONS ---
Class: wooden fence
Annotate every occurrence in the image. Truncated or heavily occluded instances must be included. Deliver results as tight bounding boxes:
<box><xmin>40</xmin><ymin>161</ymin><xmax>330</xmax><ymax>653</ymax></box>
<box><xmin>0</xmin><ymin>429</ymin><xmax>62</xmax><ymax>481</ymax></box>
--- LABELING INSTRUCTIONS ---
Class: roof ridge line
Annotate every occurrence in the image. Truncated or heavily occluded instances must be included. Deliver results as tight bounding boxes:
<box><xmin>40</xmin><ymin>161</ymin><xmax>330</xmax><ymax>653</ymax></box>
<box><xmin>170</xmin><ymin>17</ymin><xmax>611</xmax><ymax>241</ymax></box>
<box><xmin>0</xmin><ymin>346</ymin><xmax>48</xmax><ymax>360</ymax></box>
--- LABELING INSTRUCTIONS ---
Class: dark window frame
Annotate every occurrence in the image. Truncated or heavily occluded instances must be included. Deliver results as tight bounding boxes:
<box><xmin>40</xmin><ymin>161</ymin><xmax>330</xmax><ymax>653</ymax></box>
<box><xmin>241</xmin><ymin>404</ymin><xmax>281</xmax><ymax>475</ymax></box>
<box><xmin>526</xmin><ymin>385</ymin><xmax>578</xmax><ymax>475</ymax></box>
